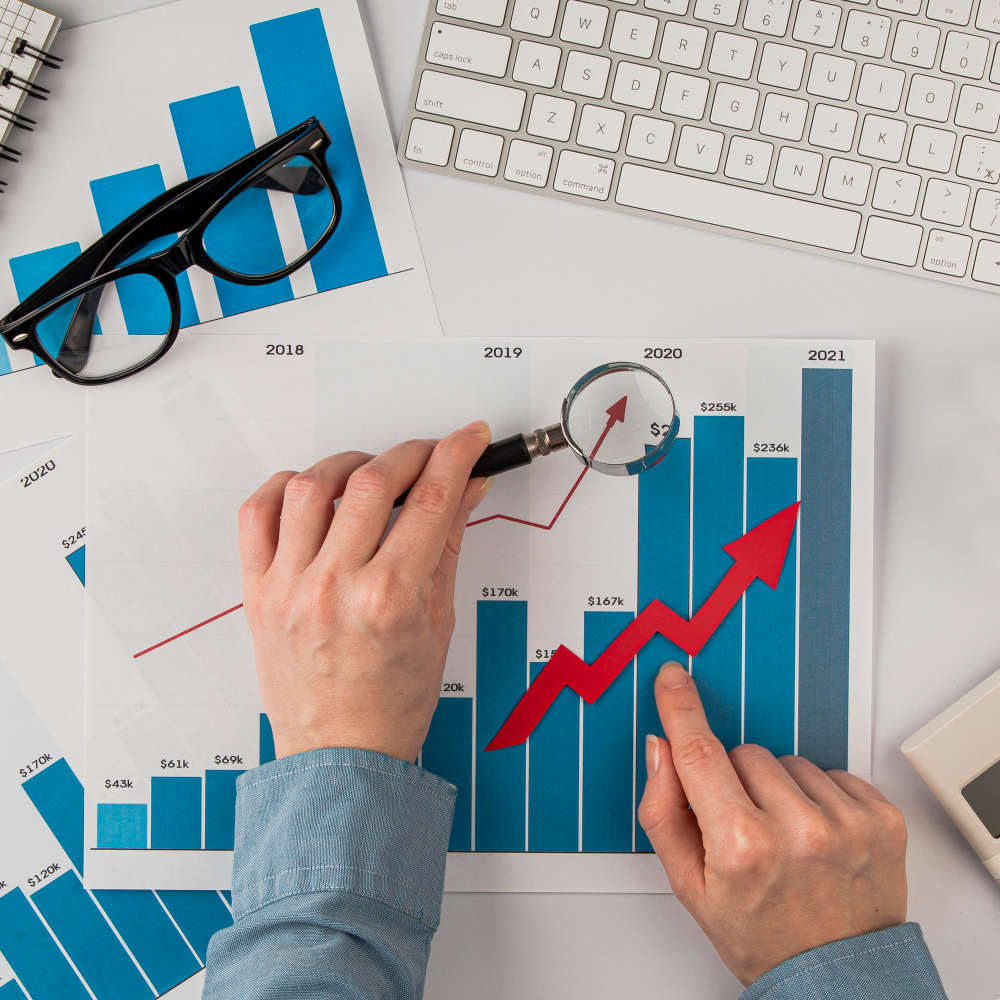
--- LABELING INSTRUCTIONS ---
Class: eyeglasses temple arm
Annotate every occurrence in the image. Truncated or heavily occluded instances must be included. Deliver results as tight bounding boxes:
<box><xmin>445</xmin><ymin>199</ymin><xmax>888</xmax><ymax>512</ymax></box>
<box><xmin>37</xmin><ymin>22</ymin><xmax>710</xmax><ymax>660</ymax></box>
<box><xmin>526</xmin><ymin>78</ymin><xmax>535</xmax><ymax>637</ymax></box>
<box><xmin>55</xmin><ymin>285</ymin><xmax>104</xmax><ymax>374</ymax></box>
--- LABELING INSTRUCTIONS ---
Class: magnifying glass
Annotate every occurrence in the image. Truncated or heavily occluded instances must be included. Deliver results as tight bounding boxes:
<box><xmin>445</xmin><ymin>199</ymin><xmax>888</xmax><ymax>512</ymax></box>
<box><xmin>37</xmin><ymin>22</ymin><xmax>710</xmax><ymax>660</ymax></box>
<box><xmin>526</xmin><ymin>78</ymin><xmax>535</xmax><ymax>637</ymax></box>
<box><xmin>394</xmin><ymin>362</ymin><xmax>680</xmax><ymax>507</ymax></box>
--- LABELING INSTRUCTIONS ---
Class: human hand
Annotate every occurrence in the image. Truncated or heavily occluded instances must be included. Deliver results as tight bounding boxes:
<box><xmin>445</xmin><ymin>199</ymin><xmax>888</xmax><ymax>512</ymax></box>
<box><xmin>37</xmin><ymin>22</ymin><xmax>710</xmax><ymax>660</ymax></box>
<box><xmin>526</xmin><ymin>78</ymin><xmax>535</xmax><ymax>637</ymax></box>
<box><xmin>238</xmin><ymin>423</ymin><xmax>492</xmax><ymax>764</ymax></box>
<box><xmin>638</xmin><ymin>662</ymin><xmax>908</xmax><ymax>987</ymax></box>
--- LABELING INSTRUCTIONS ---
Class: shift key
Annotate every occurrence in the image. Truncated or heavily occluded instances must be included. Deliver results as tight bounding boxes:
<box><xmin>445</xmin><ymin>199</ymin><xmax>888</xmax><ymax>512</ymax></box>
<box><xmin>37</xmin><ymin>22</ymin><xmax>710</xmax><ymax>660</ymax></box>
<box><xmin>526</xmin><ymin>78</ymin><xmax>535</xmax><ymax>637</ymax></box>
<box><xmin>417</xmin><ymin>70</ymin><xmax>526</xmax><ymax>130</ymax></box>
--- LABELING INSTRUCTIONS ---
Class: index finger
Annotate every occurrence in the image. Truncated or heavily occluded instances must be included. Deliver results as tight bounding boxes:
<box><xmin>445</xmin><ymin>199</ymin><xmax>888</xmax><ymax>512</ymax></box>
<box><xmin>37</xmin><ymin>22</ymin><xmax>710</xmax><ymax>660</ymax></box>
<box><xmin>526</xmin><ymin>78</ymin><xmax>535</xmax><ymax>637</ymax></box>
<box><xmin>654</xmin><ymin>662</ymin><xmax>756</xmax><ymax>825</ymax></box>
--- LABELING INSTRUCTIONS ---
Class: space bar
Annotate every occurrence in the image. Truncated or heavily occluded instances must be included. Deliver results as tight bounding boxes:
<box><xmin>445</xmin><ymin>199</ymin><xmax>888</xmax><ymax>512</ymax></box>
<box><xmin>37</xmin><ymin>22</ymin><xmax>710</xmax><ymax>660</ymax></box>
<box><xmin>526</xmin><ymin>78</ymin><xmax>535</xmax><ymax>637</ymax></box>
<box><xmin>616</xmin><ymin>164</ymin><xmax>861</xmax><ymax>254</ymax></box>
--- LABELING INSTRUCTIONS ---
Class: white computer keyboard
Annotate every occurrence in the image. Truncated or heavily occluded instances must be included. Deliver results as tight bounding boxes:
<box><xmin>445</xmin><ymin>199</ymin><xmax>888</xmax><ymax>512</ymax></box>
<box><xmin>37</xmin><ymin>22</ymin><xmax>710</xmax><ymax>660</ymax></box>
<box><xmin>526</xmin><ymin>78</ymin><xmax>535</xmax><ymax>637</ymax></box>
<box><xmin>399</xmin><ymin>0</ymin><xmax>1000</xmax><ymax>292</ymax></box>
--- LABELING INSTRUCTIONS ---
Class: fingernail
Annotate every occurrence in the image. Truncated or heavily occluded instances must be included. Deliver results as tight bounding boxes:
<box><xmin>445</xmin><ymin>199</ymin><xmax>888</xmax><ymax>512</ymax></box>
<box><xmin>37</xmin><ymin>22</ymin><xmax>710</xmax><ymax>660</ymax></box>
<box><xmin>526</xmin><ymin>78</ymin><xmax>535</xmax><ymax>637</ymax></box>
<box><xmin>469</xmin><ymin>477</ymin><xmax>495</xmax><ymax>511</ymax></box>
<box><xmin>645</xmin><ymin>734</ymin><xmax>660</xmax><ymax>778</ymax></box>
<box><xmin>658</xmin><ymin>662</ymin><xmax>689</xmax><ymax>689</ymax></box>
<box><xmin>462</xmin><ymin>419</ymin><xmax>490</xmax><ymax>436</ymax></box>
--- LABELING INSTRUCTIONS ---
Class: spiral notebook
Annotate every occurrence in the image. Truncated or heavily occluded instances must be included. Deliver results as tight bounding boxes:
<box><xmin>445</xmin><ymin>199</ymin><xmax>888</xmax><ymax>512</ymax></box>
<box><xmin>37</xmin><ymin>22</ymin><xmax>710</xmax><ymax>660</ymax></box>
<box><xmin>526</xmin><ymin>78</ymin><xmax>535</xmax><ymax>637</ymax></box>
<box><xmin>0</xmin><ymin>2</ymin><xmax>61</xmax><ymax>168</ymax></box>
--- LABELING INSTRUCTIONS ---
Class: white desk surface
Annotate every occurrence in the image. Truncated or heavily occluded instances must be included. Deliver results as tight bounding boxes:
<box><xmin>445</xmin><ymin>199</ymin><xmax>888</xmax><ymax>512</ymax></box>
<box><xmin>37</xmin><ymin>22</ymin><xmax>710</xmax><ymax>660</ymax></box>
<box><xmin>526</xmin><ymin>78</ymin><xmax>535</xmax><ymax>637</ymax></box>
<box><xmin>35</xmin><ymin>1</ymin><xmax>1000</xmax><ymax>996</ymax></box>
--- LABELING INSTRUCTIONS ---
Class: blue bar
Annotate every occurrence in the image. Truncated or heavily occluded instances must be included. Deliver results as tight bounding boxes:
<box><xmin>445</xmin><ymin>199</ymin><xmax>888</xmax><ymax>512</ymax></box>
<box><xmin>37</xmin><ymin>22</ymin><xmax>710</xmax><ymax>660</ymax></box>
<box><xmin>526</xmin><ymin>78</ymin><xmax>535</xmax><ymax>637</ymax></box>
<box><xmin>31</xmin><ymin>871</ymin><xmax>153</xmax><ymax>1000</ymax></box>
<box><xmin>221</xmin><ymin>890</ymin><xmax>232</xmax><ymax>907</ymax></box>
<box><xmin>97</xmin><ymin>803</ymin><xmax>147</xmax><ymax>849</ymax></box>
<box><xmin>156</xmin><ymin>891</ymin><xmax>232</xmax><ymax>963</ymax></box>
<box><xmin>582</xmin><ymin>611</ymin><xmax>635</xmax><ymax>852</ymax></box>
<box><xmin>636</xmin><ymin>439</ymin><xmax>690</xmax><ymax>852</ymax></box>
<box><xmin>9</xmin><ymin>244</ymin><xmax>102</xmax><ymax>363</ymax></box>
<box><xmin>92</xmin><ymin>890</ymin><xmax>200</xmax><ymax>995</ymax></box>
<box><xmin>799</xmin><ymin>369</ymin><xmax>853</xmax><ymax>770</ymax></box>
<box><xmin>0</xmin><ymin>888</ymin><xmax>90</xmax><ymax>1000</ymax></box>
<box><xmin>0</xmin><ymin>345</ymin><xmax>12</xmax><ymax>376</ymax></box>
<box><xmin>169</xmin><ymin>88</ymin><xmax>294</xmax><ymax>316</ymax></box>
<box><xmin>259</xmin><ymin>713</ymin><xmax>275</xmax><ymax>765</ymax></box>
<box><xmin>150</xmin><ymin>777</ymin><xmax>202</xmax><ymax>850</ymax></box>
<box><xmin>21</xmin><ymin>759</ymin><xmax>84</xmax><ymax>873</ymax></box>
<box><xmin>692</xmin><ymin>416</ymin><xmax>745</xmax><ymax>751</ymax></box>
<box><xmin>205</xmin><ymin>770</ymin><xmax>244</xmax><ymax>851</ymax></box>
<box><xmin>422</xmin><ymin>698</ymin><xmax>473</xmax><ymax>851</ymax></box>
<box><xmin>745</xmin><ymin>458</ymin><xmax>798</xmax><ymax>757</ymax></box>
<box><xmin>0</xmin><ymin>979</ymin><xmax>27</xmax><ymax>999</ymax></box>
<box><xmin>65</xmin><ymin>546</ymin><xmax>85</xmax><ymax>585</ymax></box>
<box><xmin>528</xmin><ymin>662</ymin><xmax>579</xmax><ymax>852</ymax></box>
<box><xmin>250</xmin><ymin>9</ymin><xmax>387</xmax><ymax>293</ymax></box>
<box><xmin>90</xmin><ymin>165</ymin><xmax>200</xmax><ymax>333</ymax></box>
<box><xmin>475</xmin><ymin>601</ymin><xmax>527</xmax><ymax>852</ymax></box>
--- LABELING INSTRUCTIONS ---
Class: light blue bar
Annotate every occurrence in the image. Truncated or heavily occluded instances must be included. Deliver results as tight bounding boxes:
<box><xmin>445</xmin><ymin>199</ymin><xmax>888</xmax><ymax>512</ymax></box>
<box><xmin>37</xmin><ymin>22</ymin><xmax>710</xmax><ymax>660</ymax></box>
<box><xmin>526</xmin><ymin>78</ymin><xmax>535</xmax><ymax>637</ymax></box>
<box><xmin>150</xmin><ymin>776</ymin><xmax>202</xmax><ymax>850</ymax></box>
<box><xmin>0</xmin><ymin>979</ymin><xmax>28</xmax><ymax>999</ymax></box>
<box><xmin>31</xmin><ymin>871</ymin><xmax>153</xmax><ymax>1000</ymax></box>
<box><xmin>156</xmin><ymin>891</ymin><xmax>232</xmax><ymax>963</ymax></box>
<box><xmin>745</xmin><ymin>458</ymin><xmax>798</xmax><ymax>757</ymax></box>
<box><xmin>0</xmin><ymin>344</ymin><xmax>12</xmax><ymax>376</ymax></box>
<box><xmin>0</xmin><ymin>888</ymin><xmax>90</xmax><ymax>1000</ymax></box>
<box><xmin>97</xmin><ymin>803</ymin><xmax>147</xmax><ymax>849</ymax></box>
<box><xmin>475</xmin><ymin>600</ymin><xmax>527</xmax><ymax>852</ymax></box>
<box><xmin>636</xmin><ymin>439</ymin><xmax>690</xmax><ymax>852</ymax></box>
<box><xmin>250</xmin><ymin>8</ymin><xmax>387</xmax><ymax>293</ymax></box>
<box><xmin>422</xmin><ymin>697</ymin><xmax>473</xmax><ymax>851</ymax></box>
<box><xmin>205</xmin><ymin>770</ymin><xmax>244</xmax><ymax>851</ymax></box>
<box><xmin>528</xmin><ymin>662</ymin><xmax>579</xmax><ymax>852</ymax></box>
<box><xmin>582</xmin><ymin>611</ymin><xmax>635</xmax><ymax>853</ymax></box>
<box><xmin>799</xmin><ymin>369</ymin><xmax>853</xmax><ymax>771</ymax></box>
<box><xmin>92</xmin><ymin>889</ymin><xmax>201</xmax><ymax>995</ymax></box>
<box><xmin>89</xmin><ymin>164</ymin><xmax>200</xmax><ymax>332</ymax></box>
<box><xmin>169</xmin><ymin>87</ymin><xmax>294</xmax><ymax>316</ymax></box>
<box><xmin>692</xmin><ymin>415</ymin><xmax>745</xmax><ymax>752</ymax></box>
<box><xmin>21</xmin><ymin>759</ymin><xmax>84</xmax><ymax>873</ymax></box>
<box><xmin>259</xmin><ymin>713</ymin><xmax>275</xmax><ymax>765</ymax></box>
<box><xmin>65</xmin><ymin>546</ymin><xmax>85</xmax><ymax>585</ymax></box>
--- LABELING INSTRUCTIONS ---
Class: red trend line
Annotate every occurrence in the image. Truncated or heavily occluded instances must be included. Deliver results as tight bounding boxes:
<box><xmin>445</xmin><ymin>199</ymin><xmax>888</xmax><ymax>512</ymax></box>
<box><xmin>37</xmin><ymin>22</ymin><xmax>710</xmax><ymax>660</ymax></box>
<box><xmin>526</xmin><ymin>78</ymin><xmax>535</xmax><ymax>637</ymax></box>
<box><xmin>133</xmin><ymin>604</ymin><xmax>244</xmax><ymax>659</ymax></box>
<box><xmin>486</xmin><ymin>502</ymin><xmax>801</xmax><ymax>751</ymax></box>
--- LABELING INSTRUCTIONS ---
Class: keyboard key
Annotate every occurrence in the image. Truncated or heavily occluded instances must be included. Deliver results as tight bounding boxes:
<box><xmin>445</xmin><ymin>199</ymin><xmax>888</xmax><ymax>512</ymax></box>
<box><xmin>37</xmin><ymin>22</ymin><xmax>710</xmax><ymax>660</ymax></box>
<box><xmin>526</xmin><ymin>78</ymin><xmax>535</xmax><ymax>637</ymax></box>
<box><xmin>426</xmin><ymin>22</ymin><xmax>513</xmax><ymax>77</ymax></box>
<box><xmin>872</xmin><ymin>167</ymin><xmax>922</xmax><ymax>213</ymax></box>
<box><xmin>709</xmin><ymin>31</ymin><xmax>758</xmax><ymax>78</ymax></box>
<box><xmin>971</xmin><ymin>239</ymin><xmax>1000</xmax><ymax>283</ymax></box>
<box><xmin>905</xmin><ymin>74</ymin><xmax>954</xmax><ymax>121</ymax></box>
<box><xmin>405</xmin><ymin>118</ymin><xmax>455</xmax><ymax>165</ymax></box>
<box><xmin>954</xmin><ymin>84</ymin><xmax>1000</xmax><ymax>130</ymax></box>
<box><xmin>809</xmin><ymin>103</ymin><xmax>858</xmax><ymax>151</ymax></box>
<box><xmin>645</xmin><ymin>0</ymin><xmax>690</xmax><ymax>10</ymax></box>
<box><xmin>437</xmin><ymin>0</ymin><xmax>509</xmax><ymax>25</ymax></box>
<box><xmin>505</xmin><ymin>138</ymin><xmax>554</xmax><ymax>185</ymax></box>
<box><xmin>941</xmin><ymin>30</ymin><xmax>989</xmax><ymax>76</ymax></box>
<box><xmin>554</xmin><ymin>149</ymin><xmax>616</xmax><ymax>199</ymax></box>
<box><xmin>856</xmin><ymin>63</ymin><xmax>906</xmax><ymax>109</ymax></box>
<box><xmin>756</xmin><ymin>42</ymin><xmax>807</xmax><ymax>88</ymax></box>
<box><xmin>907</xmin><ymin>124</ymin><xmax>956</xmax><ymax>170</ymax></box>
<box><xmin>927</xmin><ymin>0</ymin><xmax>973</xmax><ymax>22</ymax></box>
<box><xmin>694</xmin><ymin>0</ymin><xmax>741</xmax><ymax>25</ymax></box>
<box><xmin>842</xmin><ymin>10</ymin><xmax>892</xmax><ymax>56</ymax></box>
<box><xmin>792</xmin><ymin>1</ymin><xmax>843</xmax><ymax>47</ymax></box>
<box><xmin>773</xmin><ymin>146</ymin><xmax>824</xmax><ymax>193</ymax></box>
<box><xmin>660</xmin><ymin>22</ymin><xmax>709</xmax><ymax>67</ymax></box>
<box><xmin>743</xmin><ymin>0</ymin><xmax>793</xmax><ymax>36</ymax></box>
<box><xmin>615</xmin><ymin>163</ymin><xmax>862</xmax><ymax>251</ymax></box>
<box><xmin>991</xmin><ymin>46</ymin><xmax>1000</xmax><ymax>82</ymax></box>
<box><xmin>512</xmin><ymin>40</ymin><xmax>562</xmax><ymax>86</ymax></box>
<box><xmin>563</xmin><ymin>50</ymin><xmax>612</xmax><ymax>96</ymax></box>
<box><xmin>511</xmin><ymin>0</ymin><xmax>560</xmax><ymax>34</ymax></box>
<box><xmin>456</xmin><ymin>128</ymin><xmax>505</xmax><ymax>174</ymax></box>
<box><xmin>858</xmin><ymin>114</ymin><xmax>907</xmax><ymax>160</ymax></box>
<box><xmin>527</xmin><ymin>93</ymin><xmax>577</xmax><ymax>139</ymax></box>
<box><xmin>710</xmin><ymin>82</ymin><xmax>760</xmax><ymax>128</ymax></box>
<box><xmin>861</xmin><ymin>216</ymin><xmax>923</xmax><ymax>265</ymax></box>
<box><xmin>956</xmin><ymin>134</ymin><xmax>1000</xmax><ymax>179</ymax></box>
<box><xmin>976</xmin><ymin>0</ymin><xmax>1000</xmax><ymax>32</ymax></box>
<box><xmin>417</xmin><ymin>71</ymin><xmax>527</xmax><ymax>129</ymax></box>
<box><xmin>674</xmin><ymin>124</ymin><xmax>725</xmax><ymax>169</ymax></box>
<box><xmin>891</xmin><ymin>21</ymin><xmax>941</xmax><ymax>67</ymax></box>
<box><xmin>759</xmin><ymin>93</ymin><xmax>809</xmax><ymax>139</ymax></box>
<box><xmin>823</xmin><ymin>157</ymin><xmax>873</xmax><ymax>204</ymax></box>
<box><xmin>725</xmin><ymin>136</ymin><xmax>774</xmax><ymax>182</ymax></box>
<box><xmin>577</xmin><ymin>103</ymin><xmax>627</xmax><ymax>150</ymax></box>
<box><xmin>923</xmin><ymin>229</ymin><xmax>972</xmax><ymax>275</ymax></box>
<box><xmin>921</xmin><ymin>177</ymin><xmax>970</xmax><ymax>223</ymax></box>
<box><xmin>661</xmin><ymin>71</ymin><xmax>711</xmax><ymax>117</ymax></box>
<box><xmin>877</xmin><ymin>0</ymin><xmax>921</xmax><ymax>13</ymax></box>
<box><xmin>807</xmin><ymin>53</ymin><xmax>857</xmax><ymax>99</ymax></box>
<box><xmin>971</xmin><ymin>187</ymin><xmax>1000</xmax><ymax>233</ymax></box>
<box><xmin>610</xmin><ymin>10</ymin><xmax>660</xmax><ymax>56</ymax></box>
<box><xmin>612</xmin><ymin>61</ymin><xmax>662</xmax><ymax>107</ymax></box>
<box><xmin>561</xmin><ymin>1</ymin><xmax>610</xmax><ymax>46</ymax></box>
<box><xmin>626</xmin><ymin>115</ymin><xmax>676</xmax><ymax>161</ymax></box>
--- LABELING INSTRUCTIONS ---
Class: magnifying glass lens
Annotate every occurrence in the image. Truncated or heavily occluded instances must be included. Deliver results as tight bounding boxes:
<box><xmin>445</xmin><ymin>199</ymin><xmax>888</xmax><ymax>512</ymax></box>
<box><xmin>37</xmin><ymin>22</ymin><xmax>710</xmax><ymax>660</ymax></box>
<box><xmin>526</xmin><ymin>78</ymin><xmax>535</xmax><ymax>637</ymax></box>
<box><xmin>562</xmin><ymin>363</ymin><xmax>679</xmax><ymax>476</ymax></box>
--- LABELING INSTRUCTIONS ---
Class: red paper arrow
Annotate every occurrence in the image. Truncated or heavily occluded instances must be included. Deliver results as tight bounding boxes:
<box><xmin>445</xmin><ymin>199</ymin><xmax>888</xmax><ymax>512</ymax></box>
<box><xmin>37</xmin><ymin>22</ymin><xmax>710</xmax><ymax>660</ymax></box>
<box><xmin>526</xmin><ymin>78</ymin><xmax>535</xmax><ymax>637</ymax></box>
<box><xmin>486</xmin><ymin>501</ymin><xmax>801</xmax><ymax>751</ymax></box>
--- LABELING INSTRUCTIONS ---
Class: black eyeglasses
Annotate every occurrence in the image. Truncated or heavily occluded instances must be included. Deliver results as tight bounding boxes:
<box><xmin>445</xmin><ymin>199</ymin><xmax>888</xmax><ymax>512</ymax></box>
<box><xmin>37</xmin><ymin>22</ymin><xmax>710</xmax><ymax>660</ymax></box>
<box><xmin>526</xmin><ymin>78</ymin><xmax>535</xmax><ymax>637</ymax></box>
<box><xmin>0</xmin><ymin>118</ymin><xmax>342</xmax><ymax>385</ymax></box>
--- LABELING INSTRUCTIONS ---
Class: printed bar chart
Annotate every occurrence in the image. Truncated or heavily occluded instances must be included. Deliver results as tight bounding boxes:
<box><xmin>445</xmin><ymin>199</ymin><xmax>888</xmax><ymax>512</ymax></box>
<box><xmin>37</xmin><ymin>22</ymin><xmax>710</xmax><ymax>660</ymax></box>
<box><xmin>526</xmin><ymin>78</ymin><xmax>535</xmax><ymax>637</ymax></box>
<box><xmin>422</xmin><ymin>698</ymin><xmax>473</xmax><ymax>852</ymax></box>
<box><xmin>259</xmin><ymin>713</ymin><xmax>276</xmax><ymax>766</ymax></box>
<box><xmin>21</xmin><ymin>758</ymin><xmax>84</xmax><ymax>872</ymax></box>
<box><xmin>150</xmin><ymin>776</ymin><xmax>202</xmax><ymax>851</ymax></box>
<box><xmin>205</xmin><ymin>770</ymin><xmax>244</xmax><ymax>851</ymax></box>
<box><xmin>97</xmin><ymin>803</ymin><xmax>147</xmax><ymax>849</ymax></box>
<box><xmin>65</xmin><ymin>545</ymin><xmax>85</xmax><ymax>586</ymax></box>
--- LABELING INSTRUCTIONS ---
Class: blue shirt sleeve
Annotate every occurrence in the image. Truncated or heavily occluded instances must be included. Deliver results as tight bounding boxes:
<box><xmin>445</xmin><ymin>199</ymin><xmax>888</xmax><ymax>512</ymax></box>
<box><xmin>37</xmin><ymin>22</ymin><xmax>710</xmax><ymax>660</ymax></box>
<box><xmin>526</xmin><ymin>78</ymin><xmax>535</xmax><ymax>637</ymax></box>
<box><xmin>202</xmin><ymin>747</ymin><xmax>455</xmax><ymax>1000</ymax></box>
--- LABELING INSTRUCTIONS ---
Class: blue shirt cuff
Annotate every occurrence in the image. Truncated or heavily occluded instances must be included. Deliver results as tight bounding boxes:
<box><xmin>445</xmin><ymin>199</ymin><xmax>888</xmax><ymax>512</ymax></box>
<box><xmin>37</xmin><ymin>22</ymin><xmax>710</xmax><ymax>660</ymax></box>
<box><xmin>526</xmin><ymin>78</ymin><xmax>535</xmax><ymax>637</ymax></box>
<box><xmin>231</xmin><ymin>747</ymin><xmax>456</xmax><ymax>930</ymax></box>
<box><xmin>739</xmin><ymin>923</ymin><xmax>948</xmax><ymax>1000</ymax></box>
